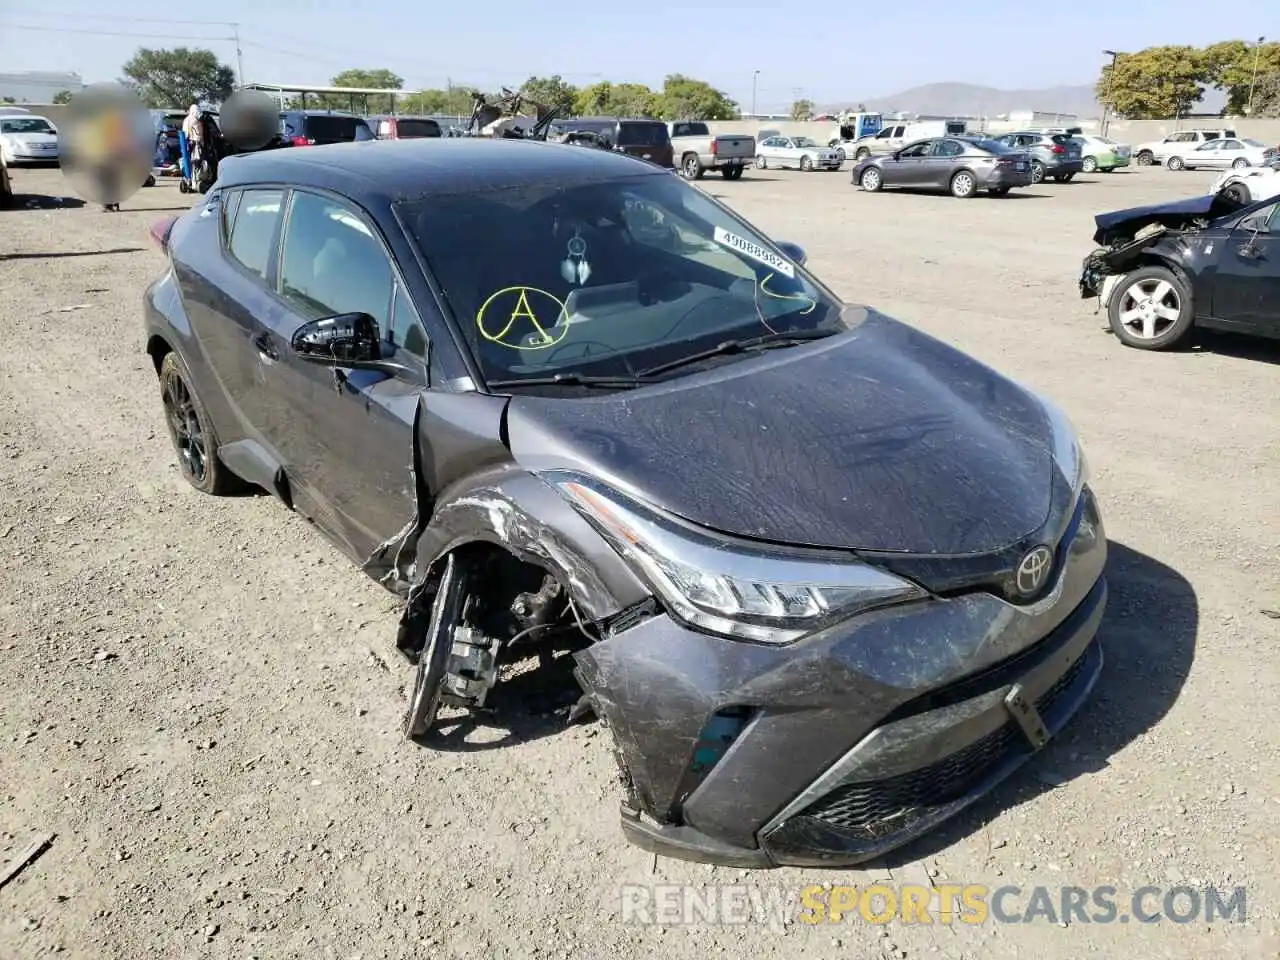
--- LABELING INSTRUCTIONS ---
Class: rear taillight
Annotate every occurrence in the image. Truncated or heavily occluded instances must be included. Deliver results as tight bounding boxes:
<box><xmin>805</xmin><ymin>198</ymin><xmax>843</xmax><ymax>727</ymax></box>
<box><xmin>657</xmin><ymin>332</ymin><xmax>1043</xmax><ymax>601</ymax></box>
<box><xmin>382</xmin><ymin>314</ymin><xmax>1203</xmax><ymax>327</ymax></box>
<box><xmin>1050</xmin><ymin>144</ymin><xmax>1065</xmax><ymax>154</ymax></box>
<box><xmin>710</xmin><ymin>139</ymin><xmax>718</xmax><ymax>155</ymax></box>
<box><xmin>149</xmin><ymin>216</ymin><xmax>177</xmax><ymax>254</ymax></box>
<box><xmin>291</xmin><ymin>136</ymin><xmax>311</xmax><ymax>146</ymax></box>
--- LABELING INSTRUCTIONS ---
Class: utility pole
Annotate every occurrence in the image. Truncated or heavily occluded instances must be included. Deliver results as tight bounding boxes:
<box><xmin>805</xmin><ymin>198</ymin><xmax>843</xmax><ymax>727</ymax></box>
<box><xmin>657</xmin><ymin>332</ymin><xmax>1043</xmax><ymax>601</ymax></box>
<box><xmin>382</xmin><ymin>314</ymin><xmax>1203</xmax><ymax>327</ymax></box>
<box><xmin>231</xmin><ymin>23</ymin><xmax>245</xmax><ymax>87</ymax></box>
<box><xmin>751</xmin><ymin>70</ymin><xmax>759</xmax><ymax>117</ymax></box>
<box><xmin>1247</xmin><ymin>36</ymin><xmax>1265</xmax><ymax>116</ymax></box>
<box><xmin>1100</xmin><ymin>49</ymin><xmax>1123</xmax><ymax>137</ymax></box>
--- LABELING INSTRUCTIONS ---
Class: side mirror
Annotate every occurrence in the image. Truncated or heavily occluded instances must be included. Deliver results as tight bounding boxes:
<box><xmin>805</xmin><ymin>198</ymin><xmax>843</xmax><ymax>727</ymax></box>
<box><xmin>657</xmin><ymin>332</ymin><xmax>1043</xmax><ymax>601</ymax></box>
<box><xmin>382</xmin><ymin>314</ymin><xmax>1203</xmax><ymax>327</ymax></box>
<box><xmin>776</xmin><ymin>241</ymin><xmax>807</xmax><ymax>265</ymax></box>
<box><xmin>291</xmin><ymin>312</ymin><xmax>382</xmax><ymax>365</ymax></box>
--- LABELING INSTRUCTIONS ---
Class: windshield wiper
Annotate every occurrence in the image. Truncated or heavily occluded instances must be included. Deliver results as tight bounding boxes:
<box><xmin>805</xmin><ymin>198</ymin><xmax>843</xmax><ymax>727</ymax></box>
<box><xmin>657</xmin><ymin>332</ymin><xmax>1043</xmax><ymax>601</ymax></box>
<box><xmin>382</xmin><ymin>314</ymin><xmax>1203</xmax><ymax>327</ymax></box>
<box><xmin>635</xmin><ymin>329</ymin><xmax>834</xmax><ymax>379</ymax></box>
<box><xmin>486</xmin><ymin>373</ymin><xmax>648</xmax><ymax>390</ymax></box>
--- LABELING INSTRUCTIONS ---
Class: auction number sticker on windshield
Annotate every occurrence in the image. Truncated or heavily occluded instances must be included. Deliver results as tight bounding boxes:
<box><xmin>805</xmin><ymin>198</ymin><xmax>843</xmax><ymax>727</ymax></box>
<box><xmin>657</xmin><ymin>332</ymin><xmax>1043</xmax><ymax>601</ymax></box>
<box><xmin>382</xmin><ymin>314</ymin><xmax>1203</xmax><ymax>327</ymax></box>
<box><xmin>713</xmin><ymin>227</ymin><xmax>795</xmax><ymax>279</ymax></box>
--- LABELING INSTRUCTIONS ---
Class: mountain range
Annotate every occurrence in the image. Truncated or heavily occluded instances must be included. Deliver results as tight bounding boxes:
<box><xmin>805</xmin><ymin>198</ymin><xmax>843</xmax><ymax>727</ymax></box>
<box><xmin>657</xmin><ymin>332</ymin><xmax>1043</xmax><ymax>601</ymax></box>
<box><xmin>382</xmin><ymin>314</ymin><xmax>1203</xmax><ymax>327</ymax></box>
<box><xmin>821</xmin><ymin>82</ymin><xmax>1228</xmax><ymax>119</ymax></box>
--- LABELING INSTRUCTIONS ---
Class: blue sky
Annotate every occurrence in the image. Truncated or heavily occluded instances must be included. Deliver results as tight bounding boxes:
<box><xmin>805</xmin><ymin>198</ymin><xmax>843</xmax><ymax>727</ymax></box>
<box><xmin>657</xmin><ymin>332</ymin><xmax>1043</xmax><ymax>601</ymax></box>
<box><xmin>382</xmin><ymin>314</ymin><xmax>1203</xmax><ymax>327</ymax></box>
<box><xmin>0</xmin><ymin>1</ymin><xmax>1265</xmax><ymax>111</ymax></box>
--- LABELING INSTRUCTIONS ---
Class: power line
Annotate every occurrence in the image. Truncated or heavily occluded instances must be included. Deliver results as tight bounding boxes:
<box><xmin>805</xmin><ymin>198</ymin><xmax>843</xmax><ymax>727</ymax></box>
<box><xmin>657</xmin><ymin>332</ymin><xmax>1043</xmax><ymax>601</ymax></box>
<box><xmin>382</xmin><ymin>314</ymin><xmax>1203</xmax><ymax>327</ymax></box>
<box><xmin>0</xmin><ymin>9</ymin><xmax>235</xmax><ymax>25</ymax></box>
<box><xmin>0</xmin><ymin>22</ymin><xmax>233</xmax><ymax>41</ymax></box>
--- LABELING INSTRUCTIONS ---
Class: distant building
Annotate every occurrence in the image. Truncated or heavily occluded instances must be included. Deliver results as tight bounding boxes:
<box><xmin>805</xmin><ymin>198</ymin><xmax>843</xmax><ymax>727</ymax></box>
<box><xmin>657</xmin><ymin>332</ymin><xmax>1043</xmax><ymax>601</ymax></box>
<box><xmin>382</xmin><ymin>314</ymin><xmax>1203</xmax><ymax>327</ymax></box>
<box><xmin>0</xmin><ymin>71</ymin><xmax>85</xmax><ymax>103</ymax></box>
<box><xmin>1005</xmin><ymin>109</ymin><xmax>1079</xmax><ymax>125</ymax></box>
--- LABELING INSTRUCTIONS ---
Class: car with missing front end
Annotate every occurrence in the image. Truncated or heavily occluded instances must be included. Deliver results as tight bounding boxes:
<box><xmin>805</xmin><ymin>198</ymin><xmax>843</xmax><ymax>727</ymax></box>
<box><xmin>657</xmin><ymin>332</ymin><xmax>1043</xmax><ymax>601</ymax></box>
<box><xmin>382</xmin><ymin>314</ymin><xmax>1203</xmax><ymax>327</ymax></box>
<box><xmin>1079</xmin><ymin>190</ymin><xmax>1280</xmax><ymax>350</ymax></box>
<box><xmin>143</xmin><ymin>137</ymin><xmax>1108</xmax><ymax>869</ymax></box>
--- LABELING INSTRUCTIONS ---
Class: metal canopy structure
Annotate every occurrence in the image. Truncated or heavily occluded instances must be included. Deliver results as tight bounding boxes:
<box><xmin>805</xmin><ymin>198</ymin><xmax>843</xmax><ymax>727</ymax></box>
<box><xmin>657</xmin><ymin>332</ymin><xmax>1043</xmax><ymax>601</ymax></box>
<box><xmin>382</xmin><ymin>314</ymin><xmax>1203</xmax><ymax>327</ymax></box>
<box><xmin>240</xmin><ymin>81</ymin><xmax>408</xmax><ymax>114</ymax></box>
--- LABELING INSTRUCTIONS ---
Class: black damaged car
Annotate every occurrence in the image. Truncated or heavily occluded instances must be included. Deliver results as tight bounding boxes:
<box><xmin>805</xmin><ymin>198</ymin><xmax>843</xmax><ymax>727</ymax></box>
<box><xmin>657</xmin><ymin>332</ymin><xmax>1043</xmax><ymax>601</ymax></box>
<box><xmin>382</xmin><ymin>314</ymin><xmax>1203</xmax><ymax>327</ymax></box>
<box><xmin>1080</xmin><ymin>189</ymin><xmax>1280</xmax><ymax>350</ymax></box>
<box><xmin>143</xmin><ymin>137</ymin><xmax>1108</xmax><ymax>868</ymax></box>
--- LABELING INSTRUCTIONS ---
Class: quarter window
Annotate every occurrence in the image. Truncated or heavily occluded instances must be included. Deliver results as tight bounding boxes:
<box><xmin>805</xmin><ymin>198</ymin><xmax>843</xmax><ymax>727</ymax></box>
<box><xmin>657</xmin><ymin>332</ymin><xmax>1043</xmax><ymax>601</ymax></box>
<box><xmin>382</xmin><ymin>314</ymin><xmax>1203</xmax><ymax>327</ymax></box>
<box><xmin>389</xmin><ymin>282</ymin><xmax>429</xmax><ymax>356</ymax></box>
<box><xmin>225</xmin><ymin>188</ymin><xmax>283</xmax><ymax>280</ymax></box>
<box><xmin>278</xmin><ymin>191</ymin><xmax>393</xmax><ymax>333</ymax></box>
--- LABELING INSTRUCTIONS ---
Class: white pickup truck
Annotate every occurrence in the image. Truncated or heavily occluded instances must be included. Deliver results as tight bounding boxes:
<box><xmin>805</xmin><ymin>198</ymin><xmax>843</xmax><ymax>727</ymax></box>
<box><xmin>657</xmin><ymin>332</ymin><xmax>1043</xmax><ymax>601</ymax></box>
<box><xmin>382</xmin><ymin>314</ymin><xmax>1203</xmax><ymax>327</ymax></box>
<box><xmin>668</xmin><ymin>121</ymin><xmax>756</xmax><ymax>181</ymax></box>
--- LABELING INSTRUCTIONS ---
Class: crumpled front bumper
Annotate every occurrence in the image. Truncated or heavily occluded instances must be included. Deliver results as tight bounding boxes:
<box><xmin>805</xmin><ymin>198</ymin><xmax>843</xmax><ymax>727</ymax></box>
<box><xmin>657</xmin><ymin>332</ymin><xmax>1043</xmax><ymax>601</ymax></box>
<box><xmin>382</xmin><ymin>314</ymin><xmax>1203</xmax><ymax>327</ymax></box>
<box><xmin>576</xmin><ymin>488</ymin><xmax>1109</xmax><ymax>868</ymax></box>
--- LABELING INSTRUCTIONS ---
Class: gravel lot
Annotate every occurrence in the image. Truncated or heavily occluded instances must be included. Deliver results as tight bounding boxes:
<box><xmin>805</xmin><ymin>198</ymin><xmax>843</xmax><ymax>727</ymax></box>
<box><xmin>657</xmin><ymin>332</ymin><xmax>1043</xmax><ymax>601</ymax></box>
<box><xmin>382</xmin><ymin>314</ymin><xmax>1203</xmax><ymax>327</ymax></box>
<box><xmin>2</xmin><ymin>162</ymin><xmax>1278</xmax><ymax>960</ymax></box>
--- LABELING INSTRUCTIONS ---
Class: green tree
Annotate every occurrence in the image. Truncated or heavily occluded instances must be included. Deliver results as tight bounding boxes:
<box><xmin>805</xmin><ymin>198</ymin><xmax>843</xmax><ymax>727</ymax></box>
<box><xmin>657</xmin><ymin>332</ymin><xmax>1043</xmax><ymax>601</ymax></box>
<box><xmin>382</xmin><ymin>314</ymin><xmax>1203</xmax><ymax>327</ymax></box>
<box><xmin>573</xmin><ymin>81</ymin><xmax>660</xmax><ymax>118</ymax></box>
<box><xmin>790</xmin><ymin>98</ymin><xmax>814</xmax><ymax>120</ymax></box>
<box><xmin>520</xmin><ymin>75</ymin><xmax>578</xmax><ymax>115</ymax></box>
<box><xmin>1252</xmin><ymin>72</ymin><xmax>1280</xmax><ymax>118</ymax></box>
<box><xmin>1203</xmin><ymin>40</ymin><xmax>1280</xmax><ymax>114</ymax></box>
<box><xmin>52</xmin><ymin>89</ymin><xmax>74</xmax><ymax>104</ymax></box>
<box><xmin>657</xmin><ymin>74</ymin><xmax>738</xmax><ymax>120</ymax></box>
<box><xmin>322</xmin><ymin>68</ymin><xmax>404</xmax><ymax>112</ymax></box>
<box><xmin>1095</xmin><ymin>45</ymin><xmax>1209</xmax><ymax>119</ymax></box>
<box><xmin>121</xmin><ymin>47</ymin><xmax>235</xmax><ymax>108</ymax></box>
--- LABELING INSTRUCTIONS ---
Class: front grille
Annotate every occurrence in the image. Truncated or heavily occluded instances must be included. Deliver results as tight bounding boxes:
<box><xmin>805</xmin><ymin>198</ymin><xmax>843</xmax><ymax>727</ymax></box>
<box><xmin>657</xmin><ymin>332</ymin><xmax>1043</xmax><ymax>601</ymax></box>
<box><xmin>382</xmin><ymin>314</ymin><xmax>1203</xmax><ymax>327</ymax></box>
<box><xmin>799</xmin><ymin>649</ymin><xmax>1090</xmax><ymax>840</ymax></box>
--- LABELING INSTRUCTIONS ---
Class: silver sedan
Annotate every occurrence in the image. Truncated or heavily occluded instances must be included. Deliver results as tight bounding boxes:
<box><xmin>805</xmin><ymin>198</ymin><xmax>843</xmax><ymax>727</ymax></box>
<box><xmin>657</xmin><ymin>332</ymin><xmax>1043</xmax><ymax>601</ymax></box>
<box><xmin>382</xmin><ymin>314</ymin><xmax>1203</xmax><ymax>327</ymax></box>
<box><xmin>754</xmin><ymin>135</ymin><xmax>842</xmax><ymax>171</ymax></box>
<box><xmin>852</xmin><ymin>136</ymin><xmax>1034</xmax><ymax>198</ymax></box>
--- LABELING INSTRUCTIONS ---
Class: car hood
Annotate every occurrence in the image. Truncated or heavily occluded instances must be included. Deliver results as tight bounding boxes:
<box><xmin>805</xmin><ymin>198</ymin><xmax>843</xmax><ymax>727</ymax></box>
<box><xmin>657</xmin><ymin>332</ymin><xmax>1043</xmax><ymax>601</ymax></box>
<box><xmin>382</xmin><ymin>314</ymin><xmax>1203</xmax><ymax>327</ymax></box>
<box><xmin>1090</xmin><ymin>193</ymin><xmax>1244</xmax><ymax>244</ymax></box>
<box><xmin>505</xmin><ymin>309</ymin><xmax>1056</xmax><ymax>555</ymax></box>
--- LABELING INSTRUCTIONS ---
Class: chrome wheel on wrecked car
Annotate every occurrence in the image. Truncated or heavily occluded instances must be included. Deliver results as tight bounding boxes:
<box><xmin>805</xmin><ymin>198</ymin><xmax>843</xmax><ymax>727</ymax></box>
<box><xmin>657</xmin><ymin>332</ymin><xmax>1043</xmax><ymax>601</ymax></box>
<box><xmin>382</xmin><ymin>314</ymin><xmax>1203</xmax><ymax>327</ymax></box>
<box><xmin>1107</xmin><ymin>267</ymin><xmax>1194</xmax><ymax>351</ymax></box>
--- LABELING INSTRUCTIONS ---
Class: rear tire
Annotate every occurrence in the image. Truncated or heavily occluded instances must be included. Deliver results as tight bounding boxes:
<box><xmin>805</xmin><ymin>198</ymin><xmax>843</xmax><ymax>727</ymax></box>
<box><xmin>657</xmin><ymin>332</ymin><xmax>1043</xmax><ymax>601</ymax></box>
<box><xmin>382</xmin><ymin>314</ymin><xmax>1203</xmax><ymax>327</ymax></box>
<box><xmin>855</xmin><ymin>147</ymin><xmax>870</xmax><ymax>161</ymax></box>
<box><xmin>989</xmin><ymin>186</ymin><xmax>1011</xmax><ymax>197</ymax></box>
<box><xmin>950</xmin><ymin>169</ymin><xmax>977</xmax><ymax>198</ymax></box>
<box><xmin>1232</xmin><ymin>157</ymin><xmax>1250</xmax><ymax>169</ymax></box>
<box><xmin>1081</xmin><ymin>156</ymin><xmax>1097</xmax><ymax>173</ymax></box>
<box><xmin>1136</xmin><ymin>150</ymin><xmax>1154</xmax><ymax>166</ymax></box>
<box><xmin>1166</xmin><ymin>155</ymin><xmax>1185</xmax><ymax>171</ymax></box>
<box><xmin>158</xmin><ymin>352</ymin><xmax>242</xmax><ymax>495</ymax></box>
<box><xmin>1030</xmin><ymin>161</ymin><xmax>1046</xmax><ymax>184</ymax></box>
<box><xmin>1106</xmin><ymin>266</ymin><xmax>1194</xmax><ymax>351</ymax></box>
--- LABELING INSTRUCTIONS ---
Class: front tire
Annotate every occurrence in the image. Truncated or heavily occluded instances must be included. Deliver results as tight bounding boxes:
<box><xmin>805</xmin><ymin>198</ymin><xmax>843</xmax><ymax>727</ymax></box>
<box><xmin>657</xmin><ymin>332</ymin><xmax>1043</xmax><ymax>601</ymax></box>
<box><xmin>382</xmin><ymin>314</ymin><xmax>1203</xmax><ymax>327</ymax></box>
<box><xmin>1224</xmin><ymin>181</ymin><xmax>1252</xmax><ymax>205</ymax></box>
<box><xmin>1232</xmin><ymin>157</ymin><xmax>1250</xmax><ymax>169</ymax></box>
<box><xmin>835</xmin><ymin>148</ymin><xmax>845</xmax><ymax>164</ymax></box>
<box><xmin>800</xmin><ymin>155</ymin><xmax>813</xmax><ymax>172</ymax></box>
<box><xmin>859</xmin><ymin>167</ymin><xmax>883</xmax><ymax>192</ymax></box>
<box><xmin>1166</xmin><ymin>155</ymin><xmax>1185</xmax><ymax>171</ymax></box>
<box><xmin>1082</xmin><ymin>156</ymin><xmax>1097</xmax><ymax>173</ymax></box>
<box><xmin>682</xmin><ymin>153</ymin><xmax>704</xmax><ymax>180</ymax></box>
<box><xmin>1107</xmin><ymin>266</ymin><xmax>1194</xmax><ymax>351</ymax></box>
<box><xmin>755</xmin><ymin>155</ymin><xmax>767</xmax><ymax>169</ymax></box>
<box><xmin>158</xmin><ymin>351</ymin><xmax>241</xmax><ymax>494</ymax></box>
<box><xmin>403</xmin><ymin>553</ymin><xmax>466</xmax><ymax>740</ymax></box>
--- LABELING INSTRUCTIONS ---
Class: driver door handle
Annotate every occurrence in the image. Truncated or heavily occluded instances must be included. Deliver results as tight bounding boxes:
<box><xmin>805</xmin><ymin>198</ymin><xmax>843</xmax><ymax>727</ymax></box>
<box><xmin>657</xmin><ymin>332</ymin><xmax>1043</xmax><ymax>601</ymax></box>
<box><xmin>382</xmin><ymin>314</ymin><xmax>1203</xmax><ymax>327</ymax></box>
<box><xmin>252</xmin><ymin>330</ymin><xmax>279</xmax><ymax>362</ymax></box>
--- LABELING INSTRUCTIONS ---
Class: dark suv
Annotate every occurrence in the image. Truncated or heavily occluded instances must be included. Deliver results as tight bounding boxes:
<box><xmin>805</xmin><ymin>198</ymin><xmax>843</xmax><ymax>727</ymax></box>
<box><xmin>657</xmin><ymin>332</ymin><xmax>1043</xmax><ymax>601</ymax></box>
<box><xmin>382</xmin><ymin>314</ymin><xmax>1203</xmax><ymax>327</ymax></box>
<box><xmin>993</xmin><ymin>131</ymin><xmax>1083</xmax><ymax>184</ymax></box>
<box><xmin>549</xmin><ymin>117</ymin><xmax>674</xmax><ymax>168</ymax></box>
<box><xmin>278</xmin><ymin>111</ymin><xmax>375</xmax><ymax>147</ymax></box>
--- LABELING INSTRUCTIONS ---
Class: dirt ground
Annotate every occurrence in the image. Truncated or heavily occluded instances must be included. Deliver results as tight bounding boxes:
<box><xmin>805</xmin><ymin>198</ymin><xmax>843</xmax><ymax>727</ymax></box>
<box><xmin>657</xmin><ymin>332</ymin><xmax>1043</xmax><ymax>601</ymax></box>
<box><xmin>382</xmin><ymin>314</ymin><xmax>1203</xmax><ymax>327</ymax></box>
<box><xmin>2</xmin><ymin>162</ymin><xmax>1278</xmax><ymax>960</ymax></box>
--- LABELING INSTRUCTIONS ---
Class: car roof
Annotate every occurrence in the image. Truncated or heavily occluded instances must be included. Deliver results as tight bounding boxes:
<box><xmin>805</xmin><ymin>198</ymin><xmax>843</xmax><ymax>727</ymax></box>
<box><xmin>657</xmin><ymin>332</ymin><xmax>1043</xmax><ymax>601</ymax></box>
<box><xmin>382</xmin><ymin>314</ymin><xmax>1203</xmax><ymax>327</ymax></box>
<box><xmin>215</xmin><ymin>137</ymin><xmax>671</xmax><ymax>203</ymax></box>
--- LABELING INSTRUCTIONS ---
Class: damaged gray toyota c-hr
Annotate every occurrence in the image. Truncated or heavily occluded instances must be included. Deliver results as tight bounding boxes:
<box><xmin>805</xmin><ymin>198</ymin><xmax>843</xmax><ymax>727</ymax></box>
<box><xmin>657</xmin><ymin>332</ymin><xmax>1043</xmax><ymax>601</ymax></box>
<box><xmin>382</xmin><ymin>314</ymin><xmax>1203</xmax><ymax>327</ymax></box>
<box><xmin>142</xmin><ymin>137</ymin><xmax>1107</xmax><ymax>869</ymax></box>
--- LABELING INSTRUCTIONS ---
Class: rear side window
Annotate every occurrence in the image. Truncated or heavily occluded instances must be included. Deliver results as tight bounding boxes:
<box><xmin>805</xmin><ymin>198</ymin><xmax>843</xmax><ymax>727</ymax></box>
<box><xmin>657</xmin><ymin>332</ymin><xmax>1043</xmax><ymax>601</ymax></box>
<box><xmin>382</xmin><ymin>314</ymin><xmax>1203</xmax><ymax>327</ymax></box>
<box><xmin>303</xmin><ymin>115</ymin><xmax>371</xmax><ymax>142</ymax></box>
<box><xmin>616</xmin><ymin>122</ymin><xmax>669</xmax><ymax>146</ymax></box>
<box><xmin>1050</xmin><ymin>134</ymin><xmax>1073</xmax><ymax>146</ymax></box>
<box><xmin>671</xmin><ymin>121</ymin><xmax>708</xmax><ymax>137</ymax></box>
<box><xmin>225</xmin><ymin>188</ymin><xmax>283</xmax><ymax>280</ymax></box>
<box><xmin>395</xmin><ymin>119</ymin><xmax>441</xmax><ymax>138</ymax></box>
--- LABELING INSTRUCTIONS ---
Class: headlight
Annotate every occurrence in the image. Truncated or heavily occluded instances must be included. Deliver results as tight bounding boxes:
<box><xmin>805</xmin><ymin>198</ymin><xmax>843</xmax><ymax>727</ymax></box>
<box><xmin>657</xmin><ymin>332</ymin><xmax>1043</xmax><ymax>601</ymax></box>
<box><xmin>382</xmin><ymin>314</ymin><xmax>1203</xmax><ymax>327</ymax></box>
<box><xmin>548</xmin><ymin>473</ymin><xmax>925</xmax><ymax>644</ymax></box>
<box><xmin>1035</xmin><ymin>391</ymin><xmax>1090</xmax><ymax>499</ymax></box>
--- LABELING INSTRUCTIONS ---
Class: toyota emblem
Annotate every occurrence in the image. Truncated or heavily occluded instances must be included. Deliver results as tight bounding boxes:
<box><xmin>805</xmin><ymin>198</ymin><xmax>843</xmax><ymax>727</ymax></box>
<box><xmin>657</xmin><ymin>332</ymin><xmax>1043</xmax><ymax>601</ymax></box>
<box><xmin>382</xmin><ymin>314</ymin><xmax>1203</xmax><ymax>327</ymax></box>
<box><xmin>1014</xmin><ymin>545</ymin><xmax>1054</xmax><ymax>598</ymax></box>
